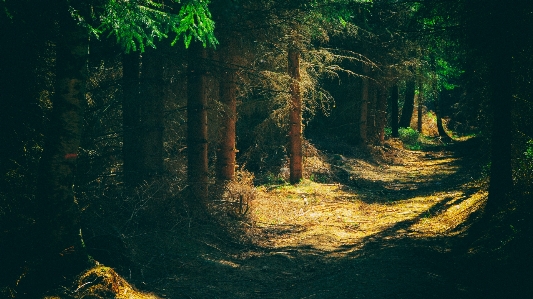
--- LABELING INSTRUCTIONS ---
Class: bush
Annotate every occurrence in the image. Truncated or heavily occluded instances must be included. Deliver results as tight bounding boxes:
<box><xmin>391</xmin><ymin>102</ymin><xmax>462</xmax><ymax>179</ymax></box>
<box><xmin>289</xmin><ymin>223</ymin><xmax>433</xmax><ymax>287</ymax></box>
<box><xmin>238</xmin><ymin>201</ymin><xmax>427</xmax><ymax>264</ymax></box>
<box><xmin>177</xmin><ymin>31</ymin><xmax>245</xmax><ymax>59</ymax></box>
<box><xmin>398</xmin><ymin>127</ymin><xmax>421</xmax><ymax>150</ymax></box>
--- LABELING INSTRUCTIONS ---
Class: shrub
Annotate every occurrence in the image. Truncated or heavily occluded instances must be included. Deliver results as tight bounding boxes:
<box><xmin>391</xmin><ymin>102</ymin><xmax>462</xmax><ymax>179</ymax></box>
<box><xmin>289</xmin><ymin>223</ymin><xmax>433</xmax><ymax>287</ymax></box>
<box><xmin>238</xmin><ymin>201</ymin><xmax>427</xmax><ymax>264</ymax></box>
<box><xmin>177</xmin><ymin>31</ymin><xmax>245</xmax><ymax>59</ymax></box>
<box><xmin>399</xmin><ymin>127</ymin><xmax>419</xmax><ymax>144</ymax></box>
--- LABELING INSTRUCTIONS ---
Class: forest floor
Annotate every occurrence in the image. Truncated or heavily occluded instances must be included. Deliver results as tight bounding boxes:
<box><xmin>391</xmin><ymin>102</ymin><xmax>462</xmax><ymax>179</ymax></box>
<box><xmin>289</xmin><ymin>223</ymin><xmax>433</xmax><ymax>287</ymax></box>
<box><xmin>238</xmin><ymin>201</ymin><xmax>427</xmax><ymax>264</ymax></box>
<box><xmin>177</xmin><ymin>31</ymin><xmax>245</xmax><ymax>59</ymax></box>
<box><xmin>135</xmin><ymin>137</ymin><xmax>524</xmax><ymax>299</ymax></box>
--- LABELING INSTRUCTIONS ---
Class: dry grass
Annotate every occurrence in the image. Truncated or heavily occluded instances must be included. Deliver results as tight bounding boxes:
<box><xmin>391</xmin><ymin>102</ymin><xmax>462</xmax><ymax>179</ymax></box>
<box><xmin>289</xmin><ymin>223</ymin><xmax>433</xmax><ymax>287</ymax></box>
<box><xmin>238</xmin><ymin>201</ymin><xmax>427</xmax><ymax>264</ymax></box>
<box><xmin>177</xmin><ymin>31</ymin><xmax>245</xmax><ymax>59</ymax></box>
<box><xmin>247</xmin><ymin>140</ymin><xmax>487</xmax><ymax>255</ymax></box>
<box><xmin>71</xmin><ymin>266</ymin><xmax>160</xmax><ymax>299</ymax></box>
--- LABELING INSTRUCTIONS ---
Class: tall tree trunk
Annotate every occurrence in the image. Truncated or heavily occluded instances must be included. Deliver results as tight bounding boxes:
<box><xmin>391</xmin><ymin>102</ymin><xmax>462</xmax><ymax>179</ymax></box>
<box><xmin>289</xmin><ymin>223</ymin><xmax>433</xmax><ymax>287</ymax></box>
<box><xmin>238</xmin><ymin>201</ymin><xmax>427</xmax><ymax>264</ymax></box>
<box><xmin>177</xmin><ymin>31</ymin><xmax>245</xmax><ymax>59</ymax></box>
<box><xmin>216</xmin><ymin>38</ymin><xmax>237</xmax><ymax>181</ymax></box>
<box><xmin>367</xmin><ymin>80</ymin><xmax>377</xmax><ymax>144</ymax></box>
<box><xmin>375</xmin><ymin>84</ymin><xmax>388</xmax><ymax>144</ymax></box>
<box><xmin>435</xmin><ymin>92</ymin><xmax>450</xmax><ymax>139</ymax></box>
<box><xmin>417</xmin><ymin>89</ymin><xmax>423</xmax><ymax>133</ymax></box>
<box><xmin>139</xmin><ymin>48</ymin><xmax>165</xmax><ymax>179</ymax></box>
<box><xmin>187</xmin><ymin>43</ymin><xmax>209</xmax><ymax>204</ymax></box>
<box><xmin>123</xmin><ymin>49</ymin><xmax>164</xmax><ymax>188</ymax></box>
<box><xmin>357</xmin><ymin>66</ymin><xmax>369</xmax><ymax>144</ymax></box>
<box><xmin>28</xmin><ymin>12</ymin><xmax>91</xmax><ymax>296</ymax></box>
<box><xmin>288</xmin><ymin>44</ymin><xmax>303</xmax><ymax>184</ymax></box>
<box><xmin>122</xmin><ymin>52</ymin><xmax>142</xmax><ymax>188</ymax></box>
<box><xmin>399</xmin><ymin>79</ymin><xmax>415</xmax><ymax>128</ymax></box>
<box><xmin>391</xmin><ymin>84</ymin><xmax>399</xmax><ymax>138</ymax></box>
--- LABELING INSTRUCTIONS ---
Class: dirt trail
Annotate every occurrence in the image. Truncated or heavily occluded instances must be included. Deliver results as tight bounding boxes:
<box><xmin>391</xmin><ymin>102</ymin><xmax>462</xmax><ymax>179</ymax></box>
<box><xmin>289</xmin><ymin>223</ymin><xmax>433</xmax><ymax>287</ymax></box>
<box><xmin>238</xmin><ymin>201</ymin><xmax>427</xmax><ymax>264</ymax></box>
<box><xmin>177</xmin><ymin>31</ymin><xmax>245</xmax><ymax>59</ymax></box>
<box><xmin>158</xmin><ymin>142</ymin><xmax>487</xmax><ymax>298</ymax></box>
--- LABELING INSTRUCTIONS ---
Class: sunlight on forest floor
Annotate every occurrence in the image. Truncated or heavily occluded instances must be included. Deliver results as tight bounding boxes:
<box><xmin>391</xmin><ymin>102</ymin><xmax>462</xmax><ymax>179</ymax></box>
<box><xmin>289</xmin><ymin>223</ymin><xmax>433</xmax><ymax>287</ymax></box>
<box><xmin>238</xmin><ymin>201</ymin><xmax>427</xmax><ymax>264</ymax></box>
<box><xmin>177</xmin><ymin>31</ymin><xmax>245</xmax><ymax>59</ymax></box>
<box><xmin>249</xmin><ymin>143</ymin><xmax>487</xmax><ymax>255</ymax></box>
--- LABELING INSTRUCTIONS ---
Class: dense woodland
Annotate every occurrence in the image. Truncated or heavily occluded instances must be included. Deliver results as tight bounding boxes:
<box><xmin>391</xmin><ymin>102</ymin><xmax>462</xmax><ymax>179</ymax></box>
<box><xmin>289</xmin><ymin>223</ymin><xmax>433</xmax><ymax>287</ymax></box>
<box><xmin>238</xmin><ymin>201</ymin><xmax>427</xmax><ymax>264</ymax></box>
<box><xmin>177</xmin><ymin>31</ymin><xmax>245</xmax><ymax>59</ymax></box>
<box><xmin>1</xmin><ymin>0</ymin><xmax>532</xmax><ymax>298</ymax></box>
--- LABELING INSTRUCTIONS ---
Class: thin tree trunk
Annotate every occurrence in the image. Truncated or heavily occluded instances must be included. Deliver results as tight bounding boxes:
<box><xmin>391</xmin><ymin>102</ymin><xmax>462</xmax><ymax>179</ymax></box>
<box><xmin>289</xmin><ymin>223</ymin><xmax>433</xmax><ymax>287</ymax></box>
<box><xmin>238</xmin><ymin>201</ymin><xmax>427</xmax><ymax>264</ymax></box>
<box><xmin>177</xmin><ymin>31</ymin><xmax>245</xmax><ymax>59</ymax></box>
<box><xmin>435</xmin><ymin>92</ymin><xmax>450</xmax><ymax>139</ymax></box>
<box><xmin>122</xmin><ymin>52</ymin><xmax>142</xmax><ymax>188</ymax></box>
<box><xmin>288</xmin><ymin>44</ymin><xmax>303</xmax><ymax>184</ymax></box>
<box><xmin>367</xmin><ymin>81</ymin><xmax>377</xmax><ymax>144</ymax></box>
<box><xmin>399</xmin><ymin>79</ymin><xmax>416</xmax><ymax>128</ymax></box>
<box><xmin>216</xmin><ymin>39</ymin><xmax>237</xmax><ymax>181</ymax></box>
<box><xmin>29</xmin><ymin>12</ymin><xmax>91</xmax><ymax>295</ymax></box>
<box><xmin>187</xmin><ymin>43</ymin><xmax>209</xmax><ymax>203</ymax></box>
<box><xmin>391</xmin><ymin>84</ymin><xmax>399</xmax><ymax>138</ymax></box>
<box><xmin>417</xmin><ymin>90</ymin><xmax>423</xmax><ymax>133</ymax></box>
<box><xmin>376</xmin><ymin>85</ymin><xmax>388</xmax><ymax>144</ymax></box>
<box><xmin>358</xmin><ymin>66</ymin><xmax>369</xmax><ymax>144</ymax></box>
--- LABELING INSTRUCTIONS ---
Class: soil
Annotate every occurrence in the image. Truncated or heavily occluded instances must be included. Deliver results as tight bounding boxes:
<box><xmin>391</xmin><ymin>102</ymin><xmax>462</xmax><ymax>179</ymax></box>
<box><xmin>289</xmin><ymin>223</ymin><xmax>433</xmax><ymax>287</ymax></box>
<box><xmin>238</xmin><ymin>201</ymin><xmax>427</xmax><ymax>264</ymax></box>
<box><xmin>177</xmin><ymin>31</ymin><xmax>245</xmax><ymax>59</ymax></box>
<box><xmin>135</xmin><ymin>138</ymin><xmax>512</xmax><ymax>299</ymax></box>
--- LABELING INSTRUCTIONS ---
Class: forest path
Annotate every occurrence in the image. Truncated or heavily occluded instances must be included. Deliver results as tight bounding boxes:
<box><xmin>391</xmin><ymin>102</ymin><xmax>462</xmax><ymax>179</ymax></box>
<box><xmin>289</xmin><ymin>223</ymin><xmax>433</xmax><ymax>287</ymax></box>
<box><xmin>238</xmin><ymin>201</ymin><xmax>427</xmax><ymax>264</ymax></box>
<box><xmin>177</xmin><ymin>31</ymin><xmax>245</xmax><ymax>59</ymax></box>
<box><xmin>161</xmin><ymin>140</ymin><xmax>487</xmax><ymax>298</ymax></box>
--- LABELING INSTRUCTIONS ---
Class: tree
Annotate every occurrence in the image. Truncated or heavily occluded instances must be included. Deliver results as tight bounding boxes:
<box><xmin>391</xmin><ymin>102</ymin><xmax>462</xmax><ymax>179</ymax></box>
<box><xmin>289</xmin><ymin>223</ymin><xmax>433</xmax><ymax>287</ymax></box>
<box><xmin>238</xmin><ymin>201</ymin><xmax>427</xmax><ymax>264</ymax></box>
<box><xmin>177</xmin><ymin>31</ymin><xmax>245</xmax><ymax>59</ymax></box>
<box><xmin>399</xmin><ymin>79</ymin><xmax>415</xmax><ymax>128</ymax></box>
<box><xmin>216</xmin><ymin>36</ymin><xmax>239</xmax><ymax>181</ymax></box>
<box><xmin>27</xmin><ymin>7</ymin><xmax>92</xmax><ymax>295</ymax></box>
<box><xmin>390</xmin><ymin>84</ymin><xmax>399</xmax><ymax>137</ymax></box>
<box><xmin>288</xmin><ymin>34</ymin><xmax>303</xmax><ymax>184</ymax></box>
<box><xmin>187</xmin><ymin>42</ymin><xmax>210</xmax><ymax>204</ymax></box>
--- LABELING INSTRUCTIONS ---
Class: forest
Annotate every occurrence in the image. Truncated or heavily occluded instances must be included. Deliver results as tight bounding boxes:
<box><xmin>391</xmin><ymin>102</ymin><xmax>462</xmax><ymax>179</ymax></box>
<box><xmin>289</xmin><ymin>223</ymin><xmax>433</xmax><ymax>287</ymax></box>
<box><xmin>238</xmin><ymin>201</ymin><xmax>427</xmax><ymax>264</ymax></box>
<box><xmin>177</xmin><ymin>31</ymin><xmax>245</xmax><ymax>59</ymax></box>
<box><xmin>1</xmin><ymin>0</ymin><xmax>532</xmax><ymax>298</ymax></box>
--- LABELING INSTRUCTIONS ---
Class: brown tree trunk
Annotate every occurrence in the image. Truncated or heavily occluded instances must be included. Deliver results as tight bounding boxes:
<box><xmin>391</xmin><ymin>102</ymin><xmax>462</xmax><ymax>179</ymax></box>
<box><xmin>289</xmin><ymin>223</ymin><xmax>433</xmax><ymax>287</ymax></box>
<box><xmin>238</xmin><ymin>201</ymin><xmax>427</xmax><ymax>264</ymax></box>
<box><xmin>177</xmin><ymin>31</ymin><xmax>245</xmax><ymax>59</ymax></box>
<box><xmin>139</xmin><ymin>48</ymin><xmax>165</xmax><ymax>178</ymax></box>
<box><xmin>358</xmin><ymin>66</ymin><xmax>369</xmax><ymax>144</ymax></box>
<box><xmin>216</xmin><ymin>39</ymin><xmax>238</xmax><ymax>181</ymax></box>
<box><xmin>28</xmin><ymin>11</ymin><xmax>91</xmax><ymax>296</ymax></box>
<box><xmin>367</xmin><ymin>81</ymin><xmax>377</xmax><ymax>144</ymax></box>
<box><xmin>376</xmin><ymin>85</ymin><xmax>388</xmax><ymax>144</ymax></box>
<box><xmin>417</xmin><ymin>90</ymin><xmax>423</xmax><ymax>133</ymax></box>
<box><xmin>122</xmin><ymin>52</ymin><xmax>142</xmax><ymax>188</ymax></box>
<box><xmin>288</xmin><ymin>45</ymin><xmax>303</xmax><ymax>184</ymax></box>
<box><xmin>399</xmin><ymin>79</ymin><xmax>416</xmax><ymax>128</ymax></box>
<box><xmin>435</xmin><ymin>92</ymin><xmax>450</xmax><ymax>139</ymax></box>
<box><xmin>391</xmin><ymin>84</ymin><xmax>399</xmax><ymax>138</ymax></box>
<box><xmin>187</xmin><ymin>43</ymin><xmax>209</xmax><ymax>203</ymax></box>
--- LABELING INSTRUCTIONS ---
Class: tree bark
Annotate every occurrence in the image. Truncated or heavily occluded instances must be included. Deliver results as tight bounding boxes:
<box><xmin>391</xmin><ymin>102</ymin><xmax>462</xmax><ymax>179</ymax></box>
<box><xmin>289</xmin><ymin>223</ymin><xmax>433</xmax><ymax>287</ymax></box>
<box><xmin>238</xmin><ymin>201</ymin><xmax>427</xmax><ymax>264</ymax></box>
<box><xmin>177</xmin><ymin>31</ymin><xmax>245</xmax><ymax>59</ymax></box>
<box><xmin>375</xmin><ymin>85</ymin><xmax>388</xmax><ymax>144</ymax></box>
<box><xmin>357</xmin><ymin>66</ymin><xmax>369</xmax><ymax>144</ymax></box>
<box><xmin>417</xmin><ymin>89</ymin><xmax>423</xmax><ymax>133</ymax></box>
<box><xmin>435</xmin><ymin>92</ymin><xmax>451</xmax><ymax>139</ymax></box>
<box><xmin>28</xmin><ymin>11</ymin><xmax>91</xmax><ymax>296</ymax></box>
<box><xmin>187</xmin><ymin>43</ymin><xmax>209</xmax><ymax>203</ymax></box>
<box><xmin>391</xmin><ymin>84</ymin><xmax>399</xmax><ymax>137</ymax></box>
<box><xmin>216</xmin><ymin>39</ymin><xmax>238</xmax><ymax>181</ymax></box>
<box><xmin>288</xmin><ymin>44</ymin><xmax>303</xmax><ymax>184</ymax></box>
<box><xmin>399</xmin><ymin>79</ymin><xmax>416</xmax><ymax>128</ymax></box>
<box><xmin>367</xmin><ymin>81</ymin><xmax>377</xmax><ymax>144</ymax></box>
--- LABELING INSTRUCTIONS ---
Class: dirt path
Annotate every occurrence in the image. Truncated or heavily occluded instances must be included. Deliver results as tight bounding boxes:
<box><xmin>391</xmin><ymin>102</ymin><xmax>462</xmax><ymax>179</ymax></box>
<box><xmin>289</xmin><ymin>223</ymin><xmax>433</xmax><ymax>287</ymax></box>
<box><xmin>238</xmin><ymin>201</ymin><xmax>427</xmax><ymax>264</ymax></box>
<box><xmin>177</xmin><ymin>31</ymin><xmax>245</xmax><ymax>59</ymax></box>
<box><xmin>157</xmin><ymin>142</ymin><xmax>487</xmax><ymax>298</ymax></box>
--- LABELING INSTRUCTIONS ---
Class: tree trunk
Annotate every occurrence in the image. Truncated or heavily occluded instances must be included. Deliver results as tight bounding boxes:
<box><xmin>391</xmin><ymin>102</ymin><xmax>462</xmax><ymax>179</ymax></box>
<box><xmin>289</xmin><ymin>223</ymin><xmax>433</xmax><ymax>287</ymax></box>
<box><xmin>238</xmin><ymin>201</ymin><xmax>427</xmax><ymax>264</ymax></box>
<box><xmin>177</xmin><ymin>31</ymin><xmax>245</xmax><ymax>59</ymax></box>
<box><xmin>399</xmin><ymin>79</ymin><xmax>415</xmax><ymax>128</ymax></box>
<box><xmin>376</xmin><ymin>85</ymin><xmax>388</xmax><ymax>144</ymax></box>
<box><xmin>187</xmin><ymin>43</ymin><xmax>209</xmax><ymax>203</ymax></box>
<box><xmin>367</xmin><ymin>80</ymin><xmax>377</xmax><ymax>144</ymax></box>
<box><xmin>391</xmin><ymin>84</ymin><xmax>399</xmax><ymax>137</ymax></box>
<box><xmin>435</xmin><ymin>92</ymin><xmax>450</xmax><ymax>139</ymax></box>
<box><xmin>139</xmin><ymin>48</ymin><xmax>165</xmax><ymax>179</ymax></box>
<box><xmin>288</xmin><ymin>45</ymin><xmax>303</xmax><ymax>184</ymax></box>
<box><xmin>122</xmin><ymin>52</ymin><xmax>142</xmax><ymax>188</ymax></box>
<box><xmin>357</xmin><ymin>66</ymin><xmax>369</xmax><ymax>144</ymax></box>
<box><xmin>28</xmin><ymin>12</ymin><xmax>91</xmax><ymax>296</ymax></box>
<box><xmin>417</xmin><ymin>90</ymin><xmax>423</xmax><ymax>133</ymax></box>
<box><xmin>216</xmin><ymin>39</ymin><xmax>238</xmax><ymax>181</ymax></box>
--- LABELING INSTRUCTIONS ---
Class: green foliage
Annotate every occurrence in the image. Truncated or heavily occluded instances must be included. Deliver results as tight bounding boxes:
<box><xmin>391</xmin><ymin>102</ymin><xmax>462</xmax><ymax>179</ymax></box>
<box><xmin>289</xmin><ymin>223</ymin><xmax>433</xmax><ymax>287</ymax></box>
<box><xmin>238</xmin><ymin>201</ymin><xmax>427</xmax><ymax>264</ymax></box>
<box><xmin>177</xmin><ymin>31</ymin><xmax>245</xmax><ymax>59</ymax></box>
<box><xmin>399</xmin><ymin>127</ymin><xmax>421</xmax><ymax>150</ymax></box>
<box><xmin>86</xmin><ymin>0</ymin><xmax>217</xmax><ymax>52</ymax></box>
<box><xmin>384</xmin><ymin>127</ymin><xmax>392</xmax><ymax>138</ymax></box>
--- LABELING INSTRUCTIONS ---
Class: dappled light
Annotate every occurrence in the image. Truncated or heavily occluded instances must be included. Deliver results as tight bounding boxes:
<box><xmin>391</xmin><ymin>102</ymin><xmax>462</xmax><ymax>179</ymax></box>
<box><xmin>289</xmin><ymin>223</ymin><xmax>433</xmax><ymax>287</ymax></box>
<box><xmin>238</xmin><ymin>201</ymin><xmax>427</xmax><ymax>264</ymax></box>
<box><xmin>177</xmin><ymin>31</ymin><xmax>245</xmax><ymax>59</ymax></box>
<box><xmin>251</xmin><ymin>143</ymin><xmax>487</xmax><ymax>253</ymax></box>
